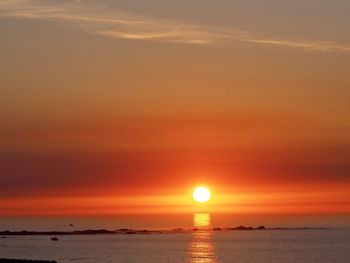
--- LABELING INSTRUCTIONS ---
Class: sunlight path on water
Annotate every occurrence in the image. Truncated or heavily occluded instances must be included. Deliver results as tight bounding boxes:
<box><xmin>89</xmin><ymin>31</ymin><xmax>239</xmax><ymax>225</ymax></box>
<box><xmin>188</xmin><ymin>213</ymin><xmax>217</xmax><ymax>263</ymax></box>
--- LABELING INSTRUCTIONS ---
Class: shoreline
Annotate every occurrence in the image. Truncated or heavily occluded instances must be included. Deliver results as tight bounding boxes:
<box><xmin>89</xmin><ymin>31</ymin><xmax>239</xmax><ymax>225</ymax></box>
<box><xmin>0</xmin><ymin>226</ymin><xmax>326</xmax><ymax>236</ymax></box>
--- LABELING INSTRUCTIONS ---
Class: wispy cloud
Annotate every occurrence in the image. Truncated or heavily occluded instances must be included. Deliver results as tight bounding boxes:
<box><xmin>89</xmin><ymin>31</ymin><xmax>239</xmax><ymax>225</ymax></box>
<box><xmin>1</xmin><ymin>0</ymin><xmax>350</xmax><ymax>52</ymax></box>
<box><xmin>239</xmin><ymin>38</ymin><xmax>350</xmax><ymax>53</ymax></box>
<box><xmin>0</xmin><ymin>0</ymin><xmax>233</xmax><ymax>45</ymax></box>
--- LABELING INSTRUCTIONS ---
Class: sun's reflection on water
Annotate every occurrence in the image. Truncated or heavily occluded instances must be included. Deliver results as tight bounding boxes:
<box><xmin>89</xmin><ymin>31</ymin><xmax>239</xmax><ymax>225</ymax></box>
<box><xmin>188</xmin><ymin>213</ymin><xmax>217</xmax><ymax>263</ymax></box>
<box><xmin>193</xmin><ymin>213</ymin><xmax>211</xmax><ymax>228</ymax></box>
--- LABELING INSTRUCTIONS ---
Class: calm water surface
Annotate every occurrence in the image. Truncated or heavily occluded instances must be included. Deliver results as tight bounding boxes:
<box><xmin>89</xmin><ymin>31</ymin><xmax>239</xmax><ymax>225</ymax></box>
<box><xmin>1</xmin><ymin>229</ymin><xmax>350</xmax><ymax>263</ymax></box>
<box><xmin>1</xmin><ymin>214</ymin><xmax>350</xmax><ymax>262</ymax></box>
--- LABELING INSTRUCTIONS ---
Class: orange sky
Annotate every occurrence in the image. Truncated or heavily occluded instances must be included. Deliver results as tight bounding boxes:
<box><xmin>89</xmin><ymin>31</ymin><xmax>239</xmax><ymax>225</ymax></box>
<box><xmin>0</xmin><ymin>0</ymin><xmax>350</xmax><ymax>217</ymax></box>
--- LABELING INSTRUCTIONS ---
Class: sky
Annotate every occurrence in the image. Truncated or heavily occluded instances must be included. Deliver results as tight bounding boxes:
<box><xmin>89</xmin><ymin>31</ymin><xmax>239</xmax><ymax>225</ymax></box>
<box><xmin>0</xmin><ymin>0</ymin><xmax>349</xmax><ymax>217</ymax></box>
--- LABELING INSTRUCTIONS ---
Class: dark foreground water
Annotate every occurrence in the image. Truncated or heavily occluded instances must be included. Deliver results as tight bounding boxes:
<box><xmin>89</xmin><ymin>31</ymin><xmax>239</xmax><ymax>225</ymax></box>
<box><xmin>1</xmin><ymin>229</ymin><xmax>350</xmax><ymax>263</ymax></box>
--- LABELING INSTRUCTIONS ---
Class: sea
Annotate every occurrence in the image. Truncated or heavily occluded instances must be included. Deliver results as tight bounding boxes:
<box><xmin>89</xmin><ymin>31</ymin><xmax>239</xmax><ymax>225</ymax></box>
<box><xmin>1</xmin><ymin>214</ymin><xmax>350</xmax><ymax>263</ymax></box>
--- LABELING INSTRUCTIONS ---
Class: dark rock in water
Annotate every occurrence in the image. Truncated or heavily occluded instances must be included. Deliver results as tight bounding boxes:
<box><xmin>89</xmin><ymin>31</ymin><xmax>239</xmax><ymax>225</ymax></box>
<box><xmin>172</xmin><ymin>228</ymin><xmax>185</xmax><ymax>232</ymax></box>
<box><xmin>1</xmin><ymin>237</ymin><xmax>6</xmax><ymax>238</ymax></box>
<box><xmin>75</xmin><ymin>229</ymin><xmax>113</xmax><ymax>235</ymax></box>
<box><xmin>213</xmin><ymin>227</ymin><xmax>222</xmax><ymax>231</ymax></box>
<box><xmin>2</xmin><ymin>260</ymin><xmax>56</xmax><ymax>263</ymax></box>
<box><xmin>51</xmin><ymin>237</ymin><xmax>59</xmax><ymax>241</ymax></box>
<box><xmin>235</xmin><ymin>225</ymin><xmax>253</xmax><ymax>230</ymax></box>
<box><xmin>226</xmin><ymin>225</ymin><xmax>267</xmax><ymax>231</ymax></box>
<box><xmin>115</xmin><ymin>229</ymin><xmax>132</xmax><ymax>233</ymax></box>
<box><xmin>0</xmin><ymin>228</ymin><xmax>161</xmax><ymax>236</ymax></box>
<box><xmin>123</xmin><ymin>231</ymin><xmax>136</xmax><ymax>235</ymax></box>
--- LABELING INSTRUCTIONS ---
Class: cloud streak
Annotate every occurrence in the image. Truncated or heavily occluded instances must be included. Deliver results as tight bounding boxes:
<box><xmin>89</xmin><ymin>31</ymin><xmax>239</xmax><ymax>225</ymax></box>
<box><xmin>1</xmin><ymin>0</ymin><xmax>350</xmax><ymax>52</ymax></box>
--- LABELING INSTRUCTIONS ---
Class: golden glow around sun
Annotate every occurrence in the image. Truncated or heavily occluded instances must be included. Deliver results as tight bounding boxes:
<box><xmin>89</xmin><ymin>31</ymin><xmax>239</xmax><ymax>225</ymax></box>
<box><xmin>193</xmin><ymin>186</ymin><xmax>211</xmax><ymax>203</ymax></box>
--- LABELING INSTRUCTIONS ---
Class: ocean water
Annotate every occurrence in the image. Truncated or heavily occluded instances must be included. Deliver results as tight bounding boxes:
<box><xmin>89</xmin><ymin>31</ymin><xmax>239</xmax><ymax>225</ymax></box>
<box><xmin>1</xmin><ymin>229</ymin><xmax>350</xmax><ymax>263</ymax></box>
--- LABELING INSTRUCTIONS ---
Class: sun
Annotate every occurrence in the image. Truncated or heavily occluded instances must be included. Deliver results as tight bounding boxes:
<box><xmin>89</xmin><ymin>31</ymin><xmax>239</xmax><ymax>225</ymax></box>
<box><xmin>193</xmin><ymin>186</ymin><xmax>211</xmax><ymax>203</ymax></box>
